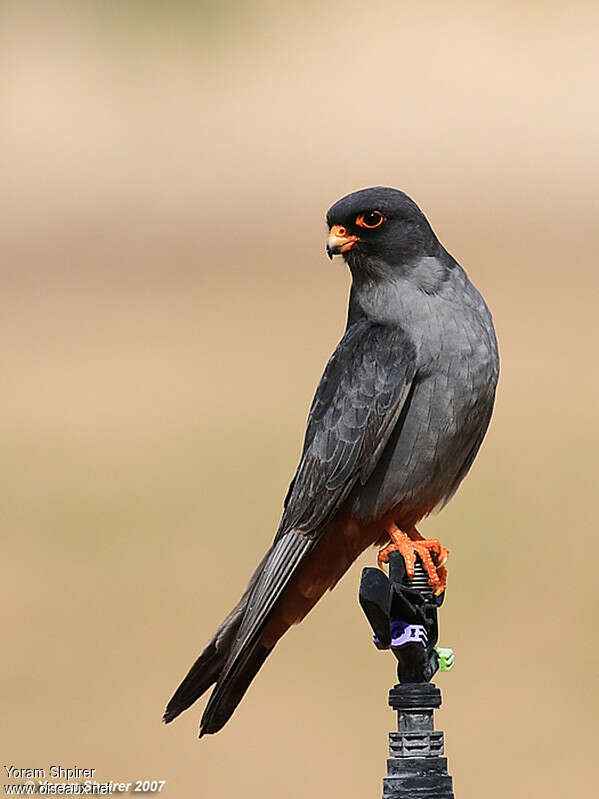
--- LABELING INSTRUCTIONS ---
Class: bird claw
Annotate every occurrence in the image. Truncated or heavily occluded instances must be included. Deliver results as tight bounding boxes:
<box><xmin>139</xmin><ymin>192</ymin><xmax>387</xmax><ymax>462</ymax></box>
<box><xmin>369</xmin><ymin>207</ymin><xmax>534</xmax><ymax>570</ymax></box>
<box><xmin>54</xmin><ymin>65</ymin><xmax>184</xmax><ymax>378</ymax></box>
<box><xmin>377</xmin><ymin>529</ymin><xmax>449</xmax><ymax>595</ymax></box>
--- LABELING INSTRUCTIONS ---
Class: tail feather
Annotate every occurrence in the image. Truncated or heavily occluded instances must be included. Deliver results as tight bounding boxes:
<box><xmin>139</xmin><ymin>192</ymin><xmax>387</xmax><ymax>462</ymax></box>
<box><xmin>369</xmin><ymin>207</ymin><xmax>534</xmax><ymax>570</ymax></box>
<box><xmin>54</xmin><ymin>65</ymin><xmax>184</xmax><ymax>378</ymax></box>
<box><xmin>163</xmin><ymin>639</ymin><xmax>225</xmax><ymax>724</ymax></box>
<box><xmin>163</xmin><ymin>547</ymin><xmax>272</xmax><ymax>725</ymax></box>
<box><xmin>199</xmin><ymin>642</ymin><xmax>271</xmax><ymax>736</ymax></box>
<box><xmin>164</xmin><ymin>531</ymin><xmax>318</xmax><ymax>734</ymax></box>
<box><xmin>199</xmin><ymin>531</ymin><xmax>316</xmax><ymax>735</ymax></box>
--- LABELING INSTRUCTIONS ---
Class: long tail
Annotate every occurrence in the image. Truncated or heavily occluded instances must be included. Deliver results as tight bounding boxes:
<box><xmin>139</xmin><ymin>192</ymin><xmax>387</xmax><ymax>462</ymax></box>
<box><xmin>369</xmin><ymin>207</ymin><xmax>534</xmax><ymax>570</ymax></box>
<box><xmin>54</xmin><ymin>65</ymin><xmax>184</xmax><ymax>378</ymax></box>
<box><xmin>163</xmin><ymin>531</ymin><xmax>316</xmax><ymax>733</ymax></box>
<box><xmin>162</xmin><ymin>547</ymin><xmax>271</xmax><ymax>725</ymax></box>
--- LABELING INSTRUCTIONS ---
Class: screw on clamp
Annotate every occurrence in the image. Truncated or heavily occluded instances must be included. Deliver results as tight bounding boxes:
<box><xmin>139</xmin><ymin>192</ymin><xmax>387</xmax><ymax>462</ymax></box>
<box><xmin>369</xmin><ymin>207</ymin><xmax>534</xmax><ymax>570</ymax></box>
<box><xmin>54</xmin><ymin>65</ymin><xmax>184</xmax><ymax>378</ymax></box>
<box><xmin>359</xmin><ymin>551</ymin><xmax>455</xmax><ymax>798</ymax></box>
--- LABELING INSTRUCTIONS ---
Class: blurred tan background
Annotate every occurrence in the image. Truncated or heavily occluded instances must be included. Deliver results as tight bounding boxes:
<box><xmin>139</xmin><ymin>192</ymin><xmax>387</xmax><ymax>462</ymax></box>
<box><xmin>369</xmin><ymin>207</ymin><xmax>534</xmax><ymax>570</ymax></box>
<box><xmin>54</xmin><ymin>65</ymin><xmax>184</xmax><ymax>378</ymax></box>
<box><xmin>2</xmin><ymin>1</ymin><xmax>598</xmax><ymax>796</ymax></box>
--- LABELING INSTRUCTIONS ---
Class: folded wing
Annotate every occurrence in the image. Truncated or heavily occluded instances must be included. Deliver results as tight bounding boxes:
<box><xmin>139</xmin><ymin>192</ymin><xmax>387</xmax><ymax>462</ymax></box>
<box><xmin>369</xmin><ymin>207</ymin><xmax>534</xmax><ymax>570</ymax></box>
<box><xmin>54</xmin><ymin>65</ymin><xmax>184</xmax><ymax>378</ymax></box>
<box><xmin>174</xmin><ymin>320</ymin><xmax>417</xmax><ymax>734</ymax></box>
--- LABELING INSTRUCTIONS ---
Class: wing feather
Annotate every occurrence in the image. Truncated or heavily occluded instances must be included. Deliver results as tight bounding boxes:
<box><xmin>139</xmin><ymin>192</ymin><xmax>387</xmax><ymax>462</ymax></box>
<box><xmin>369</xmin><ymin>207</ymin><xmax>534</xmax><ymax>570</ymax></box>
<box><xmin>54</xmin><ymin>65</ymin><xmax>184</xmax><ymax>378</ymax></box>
<box><xmin>199</xmin><ymin>320</ymin><xmax>416</xmax><ymax>734</ymax></box>
<box><xmin>279</xmin><ymin>320</ymin><xmax>416</xmax><ymax>533</ymax></box>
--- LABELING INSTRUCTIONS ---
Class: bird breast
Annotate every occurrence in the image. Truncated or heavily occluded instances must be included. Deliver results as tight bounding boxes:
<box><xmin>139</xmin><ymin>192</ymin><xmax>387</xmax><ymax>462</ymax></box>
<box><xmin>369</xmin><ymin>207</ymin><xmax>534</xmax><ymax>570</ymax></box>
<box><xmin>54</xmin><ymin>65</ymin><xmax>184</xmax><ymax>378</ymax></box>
<box><xmin>348</xmin><ymin>267</ymin><xmax>499</xmax><ymax>525</ymax></box>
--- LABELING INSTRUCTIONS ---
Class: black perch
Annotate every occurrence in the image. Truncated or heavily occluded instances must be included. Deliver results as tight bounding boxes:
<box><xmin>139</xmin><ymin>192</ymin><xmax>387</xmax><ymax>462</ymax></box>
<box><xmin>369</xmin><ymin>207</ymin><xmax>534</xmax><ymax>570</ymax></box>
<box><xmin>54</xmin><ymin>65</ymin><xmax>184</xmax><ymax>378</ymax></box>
<box><xmin>359</xmin><ymin>551</ymin><xmax>455</xmax><ymax>799</ymax></box>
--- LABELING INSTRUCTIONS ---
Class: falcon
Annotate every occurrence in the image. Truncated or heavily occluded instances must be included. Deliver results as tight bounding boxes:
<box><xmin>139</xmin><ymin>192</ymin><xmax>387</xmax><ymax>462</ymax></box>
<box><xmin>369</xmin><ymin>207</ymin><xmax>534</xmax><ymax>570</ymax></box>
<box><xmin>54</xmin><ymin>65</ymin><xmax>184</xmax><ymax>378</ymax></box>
<box><xmin>163</xmin><ymin>186</ymin><xmax>499</xmax><ymax>735</ymax></box>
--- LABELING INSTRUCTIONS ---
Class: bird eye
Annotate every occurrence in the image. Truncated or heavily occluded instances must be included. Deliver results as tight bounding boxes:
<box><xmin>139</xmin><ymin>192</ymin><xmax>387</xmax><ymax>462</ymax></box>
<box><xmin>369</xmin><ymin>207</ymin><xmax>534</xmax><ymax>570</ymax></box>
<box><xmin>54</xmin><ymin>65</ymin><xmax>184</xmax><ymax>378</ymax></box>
<box><xmin>356</xmin><ymin>211</ymin><xmax>385</xmax><ymax>229</ymax></box>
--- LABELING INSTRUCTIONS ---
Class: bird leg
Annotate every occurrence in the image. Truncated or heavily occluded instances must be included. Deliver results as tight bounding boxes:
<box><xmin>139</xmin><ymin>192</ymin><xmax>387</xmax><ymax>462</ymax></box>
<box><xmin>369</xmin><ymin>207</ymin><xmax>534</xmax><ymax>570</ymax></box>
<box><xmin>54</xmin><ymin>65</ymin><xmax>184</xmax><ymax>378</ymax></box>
<box><xmin>377</xmin><ymin>523</ymin><xmax>449</xmax><ymax>595</ymax></box>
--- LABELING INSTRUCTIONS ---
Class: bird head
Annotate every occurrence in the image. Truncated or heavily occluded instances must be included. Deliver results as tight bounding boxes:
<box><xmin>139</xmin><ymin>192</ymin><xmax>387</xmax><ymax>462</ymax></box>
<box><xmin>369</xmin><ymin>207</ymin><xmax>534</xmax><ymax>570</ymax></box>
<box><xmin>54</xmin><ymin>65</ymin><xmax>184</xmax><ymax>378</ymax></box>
<box><xmin>326</xmin><ymin>187</ymin><xmax>441</xmax><ymax>275</ymax></box>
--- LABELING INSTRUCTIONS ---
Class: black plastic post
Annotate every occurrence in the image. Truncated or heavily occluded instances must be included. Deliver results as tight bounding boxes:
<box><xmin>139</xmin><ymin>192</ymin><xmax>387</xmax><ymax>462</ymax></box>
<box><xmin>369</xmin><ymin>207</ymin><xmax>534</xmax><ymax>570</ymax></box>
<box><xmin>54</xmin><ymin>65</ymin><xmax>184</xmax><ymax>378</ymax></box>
<box><xmin>359</xmin><ymin>551</ymin><xmax>455</xmax><ymax>799</ymax></box>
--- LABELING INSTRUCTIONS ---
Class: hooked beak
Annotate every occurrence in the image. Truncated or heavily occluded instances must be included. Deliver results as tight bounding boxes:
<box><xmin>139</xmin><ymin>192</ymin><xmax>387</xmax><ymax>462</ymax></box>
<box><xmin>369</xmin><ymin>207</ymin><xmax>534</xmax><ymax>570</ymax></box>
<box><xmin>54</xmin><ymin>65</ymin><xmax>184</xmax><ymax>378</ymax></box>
<box><xmin>326</xmin><ymin>225</ymin><xmax>360</xmax><ymax>259</ymax></box>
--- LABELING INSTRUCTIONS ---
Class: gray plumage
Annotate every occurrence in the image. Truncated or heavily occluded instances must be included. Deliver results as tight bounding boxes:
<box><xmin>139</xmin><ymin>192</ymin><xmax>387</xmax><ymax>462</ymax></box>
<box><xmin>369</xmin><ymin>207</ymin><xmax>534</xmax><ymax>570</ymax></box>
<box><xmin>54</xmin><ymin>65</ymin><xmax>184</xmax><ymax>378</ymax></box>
<box><xmin>164</xmin><ymin>187</ymin><xmax>499</xmax><ymax>735</ymax></box>
<box><xmin>346</xmin><ymin>252</ymin><xmax>498</xmax><ymax>523</ymax></box>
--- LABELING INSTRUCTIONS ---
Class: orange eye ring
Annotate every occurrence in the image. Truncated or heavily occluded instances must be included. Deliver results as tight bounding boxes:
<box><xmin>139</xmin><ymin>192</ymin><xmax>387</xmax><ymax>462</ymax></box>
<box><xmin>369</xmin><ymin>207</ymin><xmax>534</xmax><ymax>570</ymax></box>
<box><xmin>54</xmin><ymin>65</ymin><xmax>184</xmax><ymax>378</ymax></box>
<box><xmin>356</xmin><ymin>211</ymin><xmax>385</xmax><ymax>229</ymax></box>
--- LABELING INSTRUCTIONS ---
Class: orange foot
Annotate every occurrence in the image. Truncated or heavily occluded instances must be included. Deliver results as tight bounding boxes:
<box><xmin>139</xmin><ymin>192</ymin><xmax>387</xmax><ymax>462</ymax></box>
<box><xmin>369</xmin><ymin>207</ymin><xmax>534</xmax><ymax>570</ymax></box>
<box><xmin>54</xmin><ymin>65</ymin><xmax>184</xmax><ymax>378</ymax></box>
<box><xmin>377</xmin><ymin>524</ymin><xmax>449</xmax><ymax>595</ymax></box>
